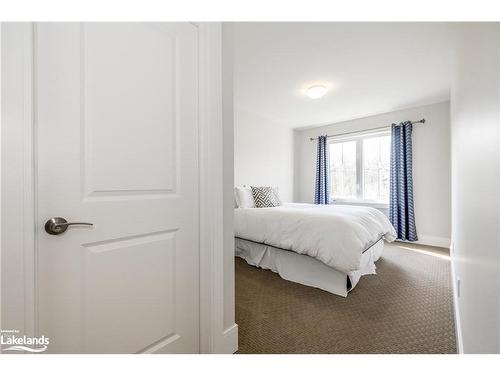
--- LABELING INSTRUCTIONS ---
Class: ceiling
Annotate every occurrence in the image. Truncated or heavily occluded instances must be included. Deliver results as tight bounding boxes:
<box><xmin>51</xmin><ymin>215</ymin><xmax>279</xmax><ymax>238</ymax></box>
<box><xmin>233</xmin><ymin>23</ymin><xmax>458</xmax><ymax>129</ymax></box>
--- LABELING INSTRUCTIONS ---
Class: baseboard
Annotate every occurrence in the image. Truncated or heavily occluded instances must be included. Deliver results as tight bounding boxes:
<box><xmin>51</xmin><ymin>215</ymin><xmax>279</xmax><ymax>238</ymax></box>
<box><xmin>397</xmin><ymin>235</ymin><xmax>451</xmax><ymax>249</ymax></box>
<box><xmin>450</xmin><ymin>256</ymin><xmax>464</xmax><ymax>353</ymax></box>
<box><xmin>215</xmin><ymin>323</ymin><xmax>238</xmax><ymax>354</ymax></box>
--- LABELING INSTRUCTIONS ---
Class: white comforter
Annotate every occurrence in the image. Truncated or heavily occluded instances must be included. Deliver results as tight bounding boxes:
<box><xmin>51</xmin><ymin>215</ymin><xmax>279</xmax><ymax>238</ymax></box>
<box><xmin>234</xmin><ymin>203</ymin><xmax>397</xmax><ymax>274</ymax></box>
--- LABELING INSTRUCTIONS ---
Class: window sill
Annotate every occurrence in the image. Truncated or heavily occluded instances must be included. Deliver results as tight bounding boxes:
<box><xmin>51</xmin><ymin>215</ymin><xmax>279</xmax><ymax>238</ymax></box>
<box><xmin>330</xmin><ymin>199</ymin><xmax>389</xmax><ymax>209</ymax></box>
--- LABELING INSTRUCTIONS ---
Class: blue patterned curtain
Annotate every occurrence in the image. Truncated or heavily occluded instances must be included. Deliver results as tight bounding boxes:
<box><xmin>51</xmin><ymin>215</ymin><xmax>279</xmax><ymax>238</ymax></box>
<box><xmin>389</xmin><ymin>121</ymin><xmax>418</xmax><ymax>241</ymax></box>
<box><xmin>314</xmin><ymin>135</ymin><xmax>330</xmax><ymax>204</ymax></box>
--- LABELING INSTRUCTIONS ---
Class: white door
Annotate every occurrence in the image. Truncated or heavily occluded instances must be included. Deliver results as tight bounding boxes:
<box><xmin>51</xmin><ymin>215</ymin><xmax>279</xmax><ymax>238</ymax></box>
<box><xmin>35</xmin><ymin>23</ymin><xmax>199</xmax><ymax>353</ymax></box>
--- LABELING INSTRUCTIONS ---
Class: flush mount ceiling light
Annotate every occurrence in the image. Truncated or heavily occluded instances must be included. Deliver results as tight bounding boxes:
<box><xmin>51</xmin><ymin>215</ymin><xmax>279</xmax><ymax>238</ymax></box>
<box><xmin>306</xmin><ymin>85</ymin><xmax>327</xmax><ymax>99</ymax></box>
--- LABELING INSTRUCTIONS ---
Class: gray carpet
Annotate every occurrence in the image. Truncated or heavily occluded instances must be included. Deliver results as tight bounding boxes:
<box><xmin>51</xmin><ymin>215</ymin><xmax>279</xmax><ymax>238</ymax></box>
<box><xmin>235</xmin><ymin>242</ymin><xmax>457</xmax><ymax>354</ymax></box>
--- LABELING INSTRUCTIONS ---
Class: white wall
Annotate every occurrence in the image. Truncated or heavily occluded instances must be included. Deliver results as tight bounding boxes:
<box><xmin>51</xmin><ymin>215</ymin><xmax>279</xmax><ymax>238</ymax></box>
<box><xmin>295</xmin><ymin>102</ymin><xmax>451</xmax><ymax>248</ymax></box>
<box><xmin>234</xmin><ymin>109</ymin><xmax>295</xmax><ymax>202</ymax></box>
<box><xmin>450</xmin><ymin>23</ymin><xmax>500</xmax><ymax>354</ymax></box>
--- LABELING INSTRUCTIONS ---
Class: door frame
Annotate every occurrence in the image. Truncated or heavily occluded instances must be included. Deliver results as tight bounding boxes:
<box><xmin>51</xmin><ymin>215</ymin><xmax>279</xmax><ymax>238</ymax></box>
<box><xmin>0</xmin><ymin>22</ymin><xmax>237</xmax><ymax>354</ymax></box>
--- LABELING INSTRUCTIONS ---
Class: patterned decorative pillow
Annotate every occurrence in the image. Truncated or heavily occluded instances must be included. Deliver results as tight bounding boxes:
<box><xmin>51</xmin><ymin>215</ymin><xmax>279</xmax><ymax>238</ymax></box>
<box><xmin>250</xmin><ymin>186</ymin><xmax>282</xmax><ymax>208</ymax></box>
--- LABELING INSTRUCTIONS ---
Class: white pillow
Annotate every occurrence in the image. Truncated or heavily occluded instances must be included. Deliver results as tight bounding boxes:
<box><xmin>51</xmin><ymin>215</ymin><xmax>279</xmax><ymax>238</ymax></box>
<box><xmin>234</xmin><ymin>186</ymin><xmax>255</xmax><ymax>208</ymax></box>
<box><xmin>272</xmin><ymin>186</ymin><xmax>282</xmax><ymax>205</ymax></box>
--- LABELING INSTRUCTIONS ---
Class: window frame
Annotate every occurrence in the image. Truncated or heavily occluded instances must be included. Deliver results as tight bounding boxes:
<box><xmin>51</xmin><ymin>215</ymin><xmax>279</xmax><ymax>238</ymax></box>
<box><xmin>328</xmin><ymin>128</ymin><xmax>391</xmax><ymax>207</ymax></box>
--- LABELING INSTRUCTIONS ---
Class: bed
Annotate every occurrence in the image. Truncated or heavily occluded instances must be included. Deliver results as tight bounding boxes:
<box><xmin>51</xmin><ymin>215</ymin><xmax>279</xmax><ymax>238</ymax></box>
<box><xmin>234</xmin><ymin>202</ymin><xmax>397</xmax><ymax>297</ymax></box>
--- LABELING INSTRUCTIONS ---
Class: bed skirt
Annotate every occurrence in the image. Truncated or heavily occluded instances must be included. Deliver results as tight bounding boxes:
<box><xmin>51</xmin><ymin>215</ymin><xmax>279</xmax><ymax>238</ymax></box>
<box><xmin>235</xmin><ymin>237</ymin><xmax>384</xmax><ymax>297</ymax></box>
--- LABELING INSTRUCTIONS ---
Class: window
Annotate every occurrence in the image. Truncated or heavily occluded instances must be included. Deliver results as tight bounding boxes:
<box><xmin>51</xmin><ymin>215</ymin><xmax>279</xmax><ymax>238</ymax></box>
<box><xmin>329</xmin><ymin>130</ymin><xmax>391</xmax><ymax>204</ymax></box>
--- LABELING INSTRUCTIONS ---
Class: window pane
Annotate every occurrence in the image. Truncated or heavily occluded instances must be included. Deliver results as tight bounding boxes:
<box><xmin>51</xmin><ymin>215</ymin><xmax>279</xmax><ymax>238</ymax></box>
<box><xmin>332</xmin><ymin>143</ymin><xmax>342</xmax><ymax>166</ymax></box>
<box><xmin>362</xmin><ymin>135</ymin><xmax>390</xmax><ymax>202</ymax></box>
<box><xmin>343</xmin><ymin>141</ymin><xmax>356</xmax><ymax>169</ymax></box>
<box><xmin>363</xmin><ymin>138</ymin><xmax>378</xmax><ymax>169</ymax></box>
<box><xmin>363</xmin><ymin>169</ymin><xmax>378</xmax><ymax>200</ymax></box>
<box><xmin>380</xmin><ymin>136</ymin><xmax>391</xmax><ymax>165</ymax></box>
<box><xmin>329</xmin><ymin>141</ymin><xmax>357</xmax><ymax>199</ymax></box>
<box><xmin>380</xmin><ymin>167</ymin><xmax>390</xmax><ymax>202</ymax></box>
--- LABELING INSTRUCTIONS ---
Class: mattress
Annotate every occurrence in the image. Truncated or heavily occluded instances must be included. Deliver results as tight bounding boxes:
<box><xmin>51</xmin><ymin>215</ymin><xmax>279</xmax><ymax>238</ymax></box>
<box><xmin>235</xmin><ymin>237</ymin><xmax>384</xmax><ymax>297</ymax></box>
<box><xmin>234</xmin><ymin>203</ymin><xmax>396</xmax><ymax>274</ymax></box>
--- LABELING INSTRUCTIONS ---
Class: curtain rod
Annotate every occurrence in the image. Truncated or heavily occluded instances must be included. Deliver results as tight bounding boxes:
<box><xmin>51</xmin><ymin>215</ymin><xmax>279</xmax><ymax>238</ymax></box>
<box><xmin>309</xmin><ymin>118</ymin><xmax>426</xmax><ymax>141</ymax></box>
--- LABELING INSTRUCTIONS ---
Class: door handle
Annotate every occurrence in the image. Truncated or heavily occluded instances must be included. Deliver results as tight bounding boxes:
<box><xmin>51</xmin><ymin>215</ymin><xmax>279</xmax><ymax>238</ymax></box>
<box><xmin>45</xmin><ymin>217</ymin><xmax>94</xmax><ymax>235</ymax></box>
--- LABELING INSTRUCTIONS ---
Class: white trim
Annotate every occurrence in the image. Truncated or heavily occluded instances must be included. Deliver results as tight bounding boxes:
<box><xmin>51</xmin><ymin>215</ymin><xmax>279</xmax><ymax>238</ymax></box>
<box><xmin>331</xmin><ymin>198</ymin><xmax>389</xmax><ymax>209</ymax></box>
<box><xmin>197</xmin><ymin>22</ymin><xmax>238</xmax><ymax>354</ymax></box>
<box><xmin>396</xmin><ymin>235</ymin><xmax>451</xmax><ymax>249</ymax></box>
<box><xmin>450</xmin><ymin>250</ymin><xmax>463</xmax><ymax>354</ymax></box>
<box><xmin>328</xmin><ymin>127</ymin><xmax>391</xmax><ymax>143</ymax></box>
<box><xmin>218</xmin><ymin>323</ymin><xmax>238</xmax><ymax>354</ymax></box>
